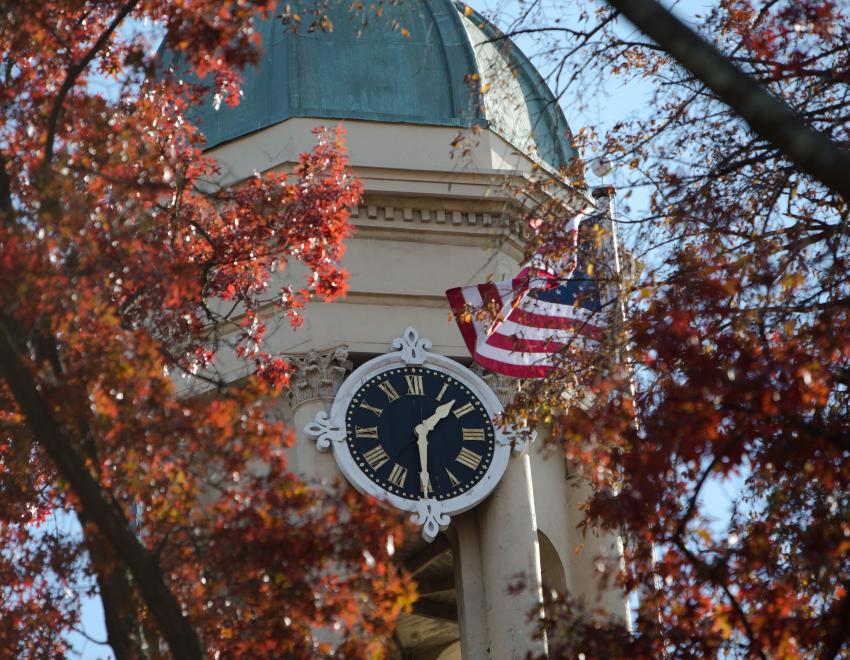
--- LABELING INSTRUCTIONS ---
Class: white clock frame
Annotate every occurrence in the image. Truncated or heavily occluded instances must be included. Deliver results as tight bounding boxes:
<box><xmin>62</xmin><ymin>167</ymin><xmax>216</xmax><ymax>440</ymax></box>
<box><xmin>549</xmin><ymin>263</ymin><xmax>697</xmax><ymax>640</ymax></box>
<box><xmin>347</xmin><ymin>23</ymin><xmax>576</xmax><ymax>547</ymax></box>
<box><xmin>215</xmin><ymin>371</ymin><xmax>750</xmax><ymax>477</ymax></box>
<box><xmin>305</xmin><ymin>327</ymin><xmax>529</xmax><ymax>542</ymax></box>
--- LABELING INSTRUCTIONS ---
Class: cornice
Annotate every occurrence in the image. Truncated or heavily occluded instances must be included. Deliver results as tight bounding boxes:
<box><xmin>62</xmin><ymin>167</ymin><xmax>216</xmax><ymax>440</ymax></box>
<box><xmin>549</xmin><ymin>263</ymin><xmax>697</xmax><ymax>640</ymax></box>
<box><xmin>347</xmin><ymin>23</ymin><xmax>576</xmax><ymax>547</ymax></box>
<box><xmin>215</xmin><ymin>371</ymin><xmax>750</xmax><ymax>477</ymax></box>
<box><xmin>350</xmin><ymin>202</ymin><xmax>510</xmax><ymax>229</ymax></box>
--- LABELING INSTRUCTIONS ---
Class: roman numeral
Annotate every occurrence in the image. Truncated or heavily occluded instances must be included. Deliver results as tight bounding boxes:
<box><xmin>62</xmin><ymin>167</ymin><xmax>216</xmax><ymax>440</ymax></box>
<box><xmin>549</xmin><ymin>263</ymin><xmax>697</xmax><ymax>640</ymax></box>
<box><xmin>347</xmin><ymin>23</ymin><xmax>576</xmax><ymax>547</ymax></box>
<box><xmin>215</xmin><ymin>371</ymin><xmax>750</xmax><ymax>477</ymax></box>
<box><xmin>359</xmin><ymin>401</ymin><xmax>383</xmax><ymax>417</ymax></box>
<box><xmin>453</xmin><ymin>402</ymin><xmax>474</xmax><ymax>418</ymax></box>
<box><xmin>445</xmin><ymin>468</ymin><xmax>461</xmax><ymax>487</ymax></box>
<box><xmin>456</xmin><ymin>447</ymin><xmax>482</xmax><ymax>470</ymax></box>
<box><xmin>462</xmin><ymin>427</ymin><xmax>485</xmax><ymax>441</ymax></box>
<box><xmin>363</xmin><ymin>445</ymin><xmax>390</xmax><ymax>470</ymax></box>
<box><xmin>355</xmin><ymin>426</ymin><xmax>379</xmax><ymax>439</ymax></box>
<box><xmin>377</xmin><ymin>380</ymin><xmax>400</xmax><ymax>402</ymax></box>
<box><xmin>436</xmin><ymin>382</ymin><xmax>449</xmax><ymax>401</ymax></box>
<box><xmin>388</xmin><ymin>464</ymin><xmax>407</xmax><ymax>487</ymax></box>
<box><xmin>405</xmin><ymin>375</ymin><xmax>424</xmax><ymax>396</ymax></box>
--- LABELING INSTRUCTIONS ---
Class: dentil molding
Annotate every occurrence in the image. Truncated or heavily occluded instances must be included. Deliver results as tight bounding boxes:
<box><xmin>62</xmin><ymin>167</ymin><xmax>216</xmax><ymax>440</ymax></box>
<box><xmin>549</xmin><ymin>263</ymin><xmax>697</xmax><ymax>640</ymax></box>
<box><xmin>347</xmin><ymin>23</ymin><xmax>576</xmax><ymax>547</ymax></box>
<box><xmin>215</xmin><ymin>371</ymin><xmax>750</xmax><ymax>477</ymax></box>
<box><xmin>350</xmin><ymin>203</ymin><xmax>509</xmax><ymax>228</ymax></box>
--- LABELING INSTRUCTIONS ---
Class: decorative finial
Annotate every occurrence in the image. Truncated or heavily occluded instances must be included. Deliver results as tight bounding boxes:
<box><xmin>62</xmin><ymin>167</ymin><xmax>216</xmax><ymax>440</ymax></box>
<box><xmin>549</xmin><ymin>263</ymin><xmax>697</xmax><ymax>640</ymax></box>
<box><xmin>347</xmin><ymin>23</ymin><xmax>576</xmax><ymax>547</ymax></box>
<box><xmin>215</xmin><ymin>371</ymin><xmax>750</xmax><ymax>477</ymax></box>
<box><xmin>589</xmin><ymin>155</ymin><xmax>613</xmax><ymax>178</ymax></box>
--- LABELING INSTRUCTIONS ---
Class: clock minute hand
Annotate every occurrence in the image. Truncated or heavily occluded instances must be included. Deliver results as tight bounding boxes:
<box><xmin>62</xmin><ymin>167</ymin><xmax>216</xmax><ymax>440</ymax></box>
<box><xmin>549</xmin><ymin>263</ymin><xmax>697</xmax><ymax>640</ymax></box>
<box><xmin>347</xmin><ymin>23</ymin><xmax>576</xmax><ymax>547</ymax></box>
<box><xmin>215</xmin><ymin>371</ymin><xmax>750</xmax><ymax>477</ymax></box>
<box><xmin>414</xmin><ymin>425</ymin><xmax>431</xmax><ymax>497</ymax></box>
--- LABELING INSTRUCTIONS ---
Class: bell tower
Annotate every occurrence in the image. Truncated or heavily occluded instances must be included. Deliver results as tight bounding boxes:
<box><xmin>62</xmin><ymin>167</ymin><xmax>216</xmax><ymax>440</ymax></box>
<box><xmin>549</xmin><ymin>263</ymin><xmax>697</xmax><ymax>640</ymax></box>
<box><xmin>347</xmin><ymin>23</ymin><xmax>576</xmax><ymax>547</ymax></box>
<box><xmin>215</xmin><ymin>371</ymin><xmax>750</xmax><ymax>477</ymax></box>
<box><xmin>196</xmin><ymin>2</ymin><xmax>627</xmax><ymax>657</ymax></box>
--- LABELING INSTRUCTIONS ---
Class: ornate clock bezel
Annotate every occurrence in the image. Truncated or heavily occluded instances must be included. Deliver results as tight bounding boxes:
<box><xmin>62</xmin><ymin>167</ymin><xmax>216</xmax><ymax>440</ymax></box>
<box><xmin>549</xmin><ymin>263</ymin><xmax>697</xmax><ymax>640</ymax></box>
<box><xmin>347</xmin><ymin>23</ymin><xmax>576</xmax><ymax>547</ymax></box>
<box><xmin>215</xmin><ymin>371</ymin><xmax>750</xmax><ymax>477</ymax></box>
<box><xmin>305</xmin><ymin>327</ymin><xmax>527</xmax><ymax>542</ymax></box>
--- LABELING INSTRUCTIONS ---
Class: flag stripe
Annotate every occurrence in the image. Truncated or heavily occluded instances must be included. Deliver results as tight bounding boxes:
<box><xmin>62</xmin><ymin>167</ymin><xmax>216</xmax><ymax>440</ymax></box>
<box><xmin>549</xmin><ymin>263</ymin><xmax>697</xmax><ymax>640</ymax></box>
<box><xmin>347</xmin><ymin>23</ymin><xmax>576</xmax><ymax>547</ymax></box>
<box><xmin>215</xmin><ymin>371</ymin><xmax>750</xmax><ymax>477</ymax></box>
<box><xmin>483</xmin><ymin>332</ymin><xmax>566</xmax><ymax>353</ymax></box>
<box><xmin>449</xmin><ymin>287</ymin><xmax>564</xmax><ymax>376</ymax></box>
<box><xmin>445</xmin><ymin>207</ymin><xmax>606</xmax><ymax>378</ymax></box>
<box><xmin>486</xmin><ymin>317</ymin><xmax>591</xmax><ymax>343</ymax></box>
<box><xmin>520</xmin><ymin>292</ymin><xmax>598</xmax><ymax>320</ymax></box>
<box><xmin>505</xmin><ymin>309</ymin><xmax>604</xmax><ymax>339</ymax></box>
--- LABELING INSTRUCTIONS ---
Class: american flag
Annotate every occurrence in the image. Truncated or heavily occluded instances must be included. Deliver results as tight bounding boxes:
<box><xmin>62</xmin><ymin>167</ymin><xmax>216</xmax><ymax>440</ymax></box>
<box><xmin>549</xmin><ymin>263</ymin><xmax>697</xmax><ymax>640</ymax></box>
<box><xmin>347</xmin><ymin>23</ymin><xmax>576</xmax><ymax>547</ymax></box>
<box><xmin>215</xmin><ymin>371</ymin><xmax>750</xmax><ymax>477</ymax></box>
<box><xmin>445</xmin><ymin>208</ymin><xmax>606</xmax><ymax>378</ymax></box>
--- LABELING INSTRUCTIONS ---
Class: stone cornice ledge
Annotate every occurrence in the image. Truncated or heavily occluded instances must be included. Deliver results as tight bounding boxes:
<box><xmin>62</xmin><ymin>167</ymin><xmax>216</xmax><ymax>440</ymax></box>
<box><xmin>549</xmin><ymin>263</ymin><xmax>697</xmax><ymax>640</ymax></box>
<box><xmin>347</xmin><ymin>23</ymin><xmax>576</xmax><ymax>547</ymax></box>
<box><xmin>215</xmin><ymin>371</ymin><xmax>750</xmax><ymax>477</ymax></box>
<box><xmin>350</xmin><ymin>203</ymin><xmax>510</xmax><ymax>229</ymax></box>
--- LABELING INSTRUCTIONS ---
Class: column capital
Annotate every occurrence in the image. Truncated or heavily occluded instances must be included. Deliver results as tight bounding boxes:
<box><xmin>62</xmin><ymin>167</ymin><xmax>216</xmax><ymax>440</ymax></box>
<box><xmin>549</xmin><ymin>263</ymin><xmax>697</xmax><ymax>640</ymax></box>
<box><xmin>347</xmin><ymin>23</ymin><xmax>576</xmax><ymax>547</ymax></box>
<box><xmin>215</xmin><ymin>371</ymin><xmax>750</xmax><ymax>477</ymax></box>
<box><xmin>470</xmin><ymin>363</ymin><xmax>518</xmax><ymax>407</ymax></box>
<box><xmin>288</xmin><ymin>346</ymin><xmax>352</xmax><ymax>409</ymax></box>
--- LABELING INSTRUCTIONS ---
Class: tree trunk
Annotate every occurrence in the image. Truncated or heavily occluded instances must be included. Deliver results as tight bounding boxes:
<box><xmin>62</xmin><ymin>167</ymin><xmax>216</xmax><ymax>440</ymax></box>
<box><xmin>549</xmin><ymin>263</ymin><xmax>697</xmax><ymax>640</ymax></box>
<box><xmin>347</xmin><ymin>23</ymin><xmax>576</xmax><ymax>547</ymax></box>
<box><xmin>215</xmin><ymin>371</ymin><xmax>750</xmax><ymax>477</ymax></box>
<box><xmin>0</xmin><ymin>315</ymin><xmax>204</xmax><ymax>659</ymax></box>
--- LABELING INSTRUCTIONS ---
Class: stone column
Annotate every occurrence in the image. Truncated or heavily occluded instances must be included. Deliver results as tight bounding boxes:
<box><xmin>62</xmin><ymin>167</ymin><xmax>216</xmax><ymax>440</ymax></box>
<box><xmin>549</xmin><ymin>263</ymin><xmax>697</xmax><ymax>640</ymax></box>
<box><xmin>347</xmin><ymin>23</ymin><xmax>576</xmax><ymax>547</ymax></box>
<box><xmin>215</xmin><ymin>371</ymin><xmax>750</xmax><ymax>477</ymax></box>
<box><xmin>468</xmin><ymin>365</ymin><xmax>546</xmax><ymax>657</ymax></box>
<box><xmin>450</xmin><ymin>513</ymin><xmax>490</xmax><ymax>658</ymax></box>
<box><xmin>476</xmin><ymin>450</ymin><xmax>547</xmax><ymax>659</ymax></box>
<box><xmin>565</xmin><ymin>474</ymin><xmax>629</xmax><ymax>621</ymax></box>
<box><xmin>287</xmin><ymin>346</ymin><xmax>352</xmax><ymax>484</ymax></box>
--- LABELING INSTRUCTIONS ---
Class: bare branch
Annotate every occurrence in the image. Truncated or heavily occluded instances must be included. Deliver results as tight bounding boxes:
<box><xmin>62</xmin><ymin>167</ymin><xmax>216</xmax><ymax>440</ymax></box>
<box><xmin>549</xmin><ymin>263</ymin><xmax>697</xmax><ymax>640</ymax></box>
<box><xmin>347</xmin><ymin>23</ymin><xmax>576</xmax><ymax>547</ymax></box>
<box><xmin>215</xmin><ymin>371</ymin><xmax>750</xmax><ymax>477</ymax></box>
<box><xmin>604</xmin><ymin>0</ymin><xmax>850</xmax><ymax>200</ymax></box>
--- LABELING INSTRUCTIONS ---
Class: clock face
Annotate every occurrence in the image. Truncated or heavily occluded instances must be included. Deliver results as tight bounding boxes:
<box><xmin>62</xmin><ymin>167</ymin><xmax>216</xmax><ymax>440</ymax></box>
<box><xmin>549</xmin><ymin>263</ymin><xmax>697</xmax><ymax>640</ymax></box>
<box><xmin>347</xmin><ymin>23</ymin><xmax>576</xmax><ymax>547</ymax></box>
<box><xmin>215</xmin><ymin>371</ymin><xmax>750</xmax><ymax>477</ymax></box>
<box><xmin>345</xmin><ymin>365</ymin><xmax>496</xmax><ymax>502</ymax></box>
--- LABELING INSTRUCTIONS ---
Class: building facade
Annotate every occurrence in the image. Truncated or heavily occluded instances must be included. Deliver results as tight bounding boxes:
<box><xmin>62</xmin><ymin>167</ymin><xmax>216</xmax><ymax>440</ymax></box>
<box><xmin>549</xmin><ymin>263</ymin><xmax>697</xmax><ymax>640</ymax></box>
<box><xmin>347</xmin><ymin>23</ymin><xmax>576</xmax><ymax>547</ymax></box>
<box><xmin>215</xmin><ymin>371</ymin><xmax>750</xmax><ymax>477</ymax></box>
<box><xmin>194</xmin><ymin>2</ymin><xmax>626</xmax><ymax>657</ymax></box>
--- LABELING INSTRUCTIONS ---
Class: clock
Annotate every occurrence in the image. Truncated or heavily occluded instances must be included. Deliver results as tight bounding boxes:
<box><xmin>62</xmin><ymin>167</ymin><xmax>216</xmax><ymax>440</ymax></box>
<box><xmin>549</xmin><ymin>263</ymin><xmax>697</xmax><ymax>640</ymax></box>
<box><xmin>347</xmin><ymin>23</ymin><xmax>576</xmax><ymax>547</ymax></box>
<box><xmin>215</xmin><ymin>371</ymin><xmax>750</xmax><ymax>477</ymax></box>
<box><xmin>346</xmin><ymin>364</ymin><xmax>496</xmax><ymax>502</ymax></box>
<box><xmin>305</xmin><ymin>327</ymin><xmax>527</xmax><ymax>542</ymax></box>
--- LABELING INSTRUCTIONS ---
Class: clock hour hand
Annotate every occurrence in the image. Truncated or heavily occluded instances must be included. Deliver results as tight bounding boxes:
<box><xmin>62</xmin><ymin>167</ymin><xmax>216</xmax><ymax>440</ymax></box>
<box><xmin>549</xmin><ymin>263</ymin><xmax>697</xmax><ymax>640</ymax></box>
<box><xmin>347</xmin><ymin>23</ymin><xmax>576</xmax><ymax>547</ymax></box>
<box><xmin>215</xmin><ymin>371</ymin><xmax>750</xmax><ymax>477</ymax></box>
<box><xmin>413</xmin><ymin>400</ymin><xmax>455</xmax><ymax>497</ymax></box>
<box><xmin>420</xmin><ymin>399</ymin><xmax>455</xmax><ymax>432</ymax></box>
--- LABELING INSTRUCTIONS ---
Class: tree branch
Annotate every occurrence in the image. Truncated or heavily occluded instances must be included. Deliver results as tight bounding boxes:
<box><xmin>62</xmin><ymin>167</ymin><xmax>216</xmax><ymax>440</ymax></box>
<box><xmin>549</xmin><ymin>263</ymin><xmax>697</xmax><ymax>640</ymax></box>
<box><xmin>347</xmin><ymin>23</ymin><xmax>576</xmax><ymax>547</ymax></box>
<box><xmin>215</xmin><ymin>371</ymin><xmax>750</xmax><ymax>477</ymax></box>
<box><xmin>42</xmin><ymin>1</ymin><xmax>138</xmax><ymax>167</ymax></box>
<box><xmin>0</xmin><ymin>314</ymin><xmax>203</xmax><ymax>659</ymax></box>
<box><xmin>819</xmin><ymin>576</ymin><xmax>850</xmax><ymax>659</ymax></box>
<box><xmin>0</xmin><ymin>150</ymin><xmax>14</xmax><ymax>226</ymax></box>
<box><xmin>78</xmin><ymin>509</ymin><xmax>150</xmax><ymax>660</ymax></box>
<box><xmin>672</xmin><ymin>537</ymin><xmax>766</xmax><ymax>659</ymax></box>
<box><xmin>603</xmin><ymin>0</ymin><xmax>850</xmax><ymax>201</ymax></box>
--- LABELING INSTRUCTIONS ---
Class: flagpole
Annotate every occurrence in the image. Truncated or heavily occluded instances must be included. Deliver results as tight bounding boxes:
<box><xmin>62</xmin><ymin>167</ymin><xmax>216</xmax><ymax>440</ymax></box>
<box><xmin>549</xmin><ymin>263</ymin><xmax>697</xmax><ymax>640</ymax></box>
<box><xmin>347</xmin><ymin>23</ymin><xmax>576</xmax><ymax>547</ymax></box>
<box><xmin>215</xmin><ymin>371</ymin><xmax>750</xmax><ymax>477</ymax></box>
<box><xmin>591</xmin><ymin>184</ymin><xmax>627</xmax><ymax>343</ymax></box>
<box><xmin>591</xmin><ymin>177</ymin><xmax>668</xmax><ymax>652</ymax></box>
<box><xmin>589</xmin><ymin>182</ymin><xmax>634</xmax><ymax>632</ymax></box>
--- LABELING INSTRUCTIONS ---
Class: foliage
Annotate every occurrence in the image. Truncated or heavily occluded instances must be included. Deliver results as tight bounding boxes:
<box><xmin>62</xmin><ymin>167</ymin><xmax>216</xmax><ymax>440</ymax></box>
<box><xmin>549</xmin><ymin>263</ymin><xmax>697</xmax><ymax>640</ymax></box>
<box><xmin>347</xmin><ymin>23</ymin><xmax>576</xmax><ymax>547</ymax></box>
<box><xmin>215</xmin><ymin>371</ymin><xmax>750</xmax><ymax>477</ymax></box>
<box><xmin>0</xmin><ymin>1</ymin><xmax>412</xmax><ymax>656</ymax></box>
<box><xmin>487</xmin><ymin>0</ymin><xmax>850</xmax><ymax>657</ymax></box>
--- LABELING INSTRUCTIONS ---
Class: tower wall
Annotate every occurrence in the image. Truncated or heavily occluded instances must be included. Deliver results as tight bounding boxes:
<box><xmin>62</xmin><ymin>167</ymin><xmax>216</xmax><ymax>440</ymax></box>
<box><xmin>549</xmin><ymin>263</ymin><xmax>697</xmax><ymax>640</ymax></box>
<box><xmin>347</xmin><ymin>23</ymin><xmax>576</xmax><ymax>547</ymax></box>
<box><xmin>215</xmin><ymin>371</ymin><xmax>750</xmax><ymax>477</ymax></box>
<box><xmin>204</xmin><ymin>71</ymin><xmax>625</xmax><ymax>660</ymax></box>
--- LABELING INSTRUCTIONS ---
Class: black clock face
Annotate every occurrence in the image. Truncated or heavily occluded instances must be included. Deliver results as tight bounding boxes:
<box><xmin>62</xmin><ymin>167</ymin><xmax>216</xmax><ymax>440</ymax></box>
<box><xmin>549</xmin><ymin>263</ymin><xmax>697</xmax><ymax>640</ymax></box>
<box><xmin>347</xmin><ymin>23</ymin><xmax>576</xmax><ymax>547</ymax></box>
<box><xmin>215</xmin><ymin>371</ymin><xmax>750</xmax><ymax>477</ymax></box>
<box><xmin>345</xmin><ymin>366</ymin><xmax>496</xmax><ymax>501</ymax></box>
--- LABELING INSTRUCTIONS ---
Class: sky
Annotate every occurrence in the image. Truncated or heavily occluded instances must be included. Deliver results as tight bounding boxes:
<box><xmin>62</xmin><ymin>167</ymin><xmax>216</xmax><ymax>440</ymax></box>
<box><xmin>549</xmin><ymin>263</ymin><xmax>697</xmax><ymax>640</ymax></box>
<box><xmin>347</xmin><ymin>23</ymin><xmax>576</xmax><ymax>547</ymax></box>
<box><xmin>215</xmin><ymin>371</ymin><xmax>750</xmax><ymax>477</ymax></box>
<box><xmin>64</xmin><ymin>1</ymin><xmax>738</xmax><ymax>656</ymax></box>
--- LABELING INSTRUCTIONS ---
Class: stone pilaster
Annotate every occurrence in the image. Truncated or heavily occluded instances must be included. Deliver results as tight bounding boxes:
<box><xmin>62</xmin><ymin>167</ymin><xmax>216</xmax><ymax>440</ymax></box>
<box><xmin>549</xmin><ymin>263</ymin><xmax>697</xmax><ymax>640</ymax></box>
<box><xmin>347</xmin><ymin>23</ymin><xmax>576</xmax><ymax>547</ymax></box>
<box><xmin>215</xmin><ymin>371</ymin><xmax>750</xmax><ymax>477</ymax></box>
<box><xmin>287</xmin><ymin>346</ymin><xmax>352</xmax><ymax>483</ymax></box>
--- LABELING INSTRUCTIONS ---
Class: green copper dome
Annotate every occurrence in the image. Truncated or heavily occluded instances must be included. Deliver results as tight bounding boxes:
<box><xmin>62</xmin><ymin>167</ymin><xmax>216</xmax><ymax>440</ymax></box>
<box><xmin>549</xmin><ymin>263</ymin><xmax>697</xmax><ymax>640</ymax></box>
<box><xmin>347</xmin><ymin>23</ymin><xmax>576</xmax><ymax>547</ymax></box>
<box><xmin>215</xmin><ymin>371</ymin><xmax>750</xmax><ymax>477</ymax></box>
<box><xmin>170</xmin><ymin>1</ymin><xmax>576</xmax><ymax>170</ymax></box>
